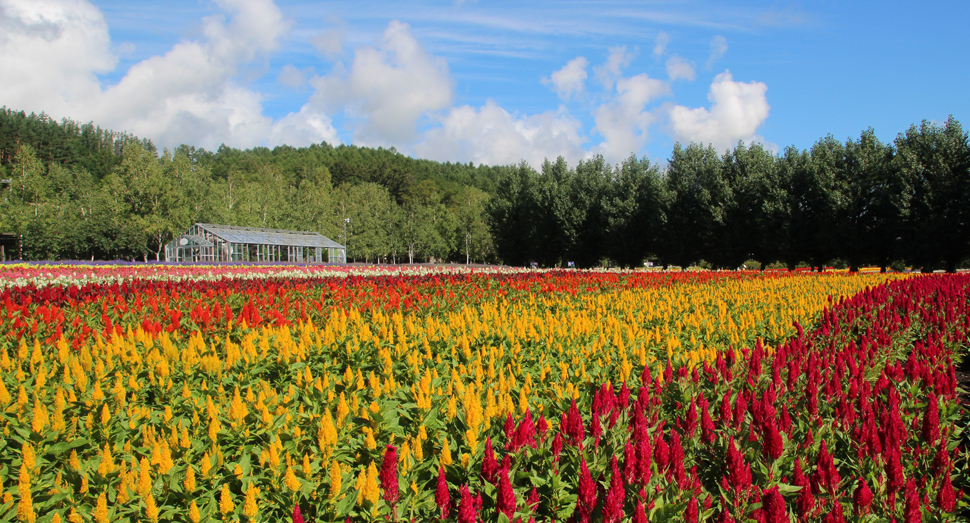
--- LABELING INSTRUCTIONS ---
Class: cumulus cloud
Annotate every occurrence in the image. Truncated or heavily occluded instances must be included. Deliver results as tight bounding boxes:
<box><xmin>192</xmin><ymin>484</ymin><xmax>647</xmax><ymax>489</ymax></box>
<box><xmin>653</xmin><ymin>31</ymin><xmax>669</xmax><ymax>57</ymax></box>
<box><xmin>278</xmin><ymin>65</ymin><xmax>307</xmax><ymax>88</ymax></box>
<box><xmin>543</xmin><ymin>56</ymin><xmax>588</xmax><ymax>101</ymax></box>
<box><xmin>665</xmin><ymin>55</ymin><xmax>696</xmax><ymax>81</ymax></box>
<box><xmin>310</xmin><ymin>20</ymin><xmax>453</xmax><ymax>146</ymax></box>
<box><xmin>310</xmin><ymin>23</ymin><xmax>346</xmax><ymax>60</ymax></box>
<box><xmin>594</xmin><ymin>46</ymin><xmax>633</xmax><ymax>90</ymax></box>
<box><xmin>413</xmin><ymin>100</ymin><xmax>587</xmax><ymax>168</ymax></box>
<box><xmin>706</xmin><ymin>35</ymin><xmax>727</xmax><ymax>69</ymax></box>
<box><xmin>0</xmin><ymin>0</ymin><xmax>116</xmax><ymax>117</ymax></box>
<box><xmin>592</xmin><ymin>74</ymin><xmax>670</xmax><ymax>163</ymax></box>
<box><xmin>0</xmin><ymin>0</ymin><xmax>341</xmax><ymax>150</ymax></box>
<box><xmin>668</xmin><ymin>70</ymin><xmax>769</xmax><ymax>152</ymax></box>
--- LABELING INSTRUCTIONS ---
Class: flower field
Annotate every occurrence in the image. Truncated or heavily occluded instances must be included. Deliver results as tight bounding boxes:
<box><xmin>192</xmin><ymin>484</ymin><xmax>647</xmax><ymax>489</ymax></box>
<box><xmin>0</xmin><ymin>265</ymin><xmax>967</xmax><ymax>522</ymax></box>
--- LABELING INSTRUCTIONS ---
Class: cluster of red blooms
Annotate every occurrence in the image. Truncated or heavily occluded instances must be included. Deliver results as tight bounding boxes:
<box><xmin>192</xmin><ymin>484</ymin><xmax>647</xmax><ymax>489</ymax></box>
<box><xmin>408</xmin><ymin>275</ymin><xmax>968</xmax><ymax>522</ymax></box>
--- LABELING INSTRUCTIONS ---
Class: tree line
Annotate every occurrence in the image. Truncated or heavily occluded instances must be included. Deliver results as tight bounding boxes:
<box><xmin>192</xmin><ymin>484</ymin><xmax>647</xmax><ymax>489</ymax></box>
<box><xmin>0</xmin><ymin>108</ymin><xmax>496</xmax><ymax>263</ymax></box>
<box><xmin>489</xmin><ymin>116</ymin><xmax>970</xmax><ymax>272</ymax></box>
<box><xmin>2</xmin><ymin>106</ymin><xmax>969</xmax><ymax>271</ymax></box>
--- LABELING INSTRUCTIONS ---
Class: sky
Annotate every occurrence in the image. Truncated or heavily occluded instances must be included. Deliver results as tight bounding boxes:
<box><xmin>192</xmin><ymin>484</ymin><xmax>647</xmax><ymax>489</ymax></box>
<box><xmin>1</xmin><ymin>0</ymin><xmax>967</xmax><ymax>169</ymax></box>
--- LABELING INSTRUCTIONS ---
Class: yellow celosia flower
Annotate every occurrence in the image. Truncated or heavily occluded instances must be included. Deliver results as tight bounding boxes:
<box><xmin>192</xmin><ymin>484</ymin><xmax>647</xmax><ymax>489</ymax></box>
<box><xmin>188</xmin><ymin>500</ymin><xmax>201</xmax><ymax>523</ymax></box>
<box><xmin>244</xmin><ymin>485</ymin><xmax>259</xmax><ymax>518</ymax></box>
<box><xmin>138</xmin><ymin>457</ymin><xmax>152</xmax><ymax>499</ymax></box>
<box><xmin>21</xmin><ymin>443</ymin><xmax>35</xmax><ymax>473</ymax></box>
<box><xmin>219</xmin><ymin>484</ymin><xmax>234</xmax><ymax>514</ymax></box>
<box><xmin>329</xmin><ymin>459</ymin><xmax>342</xmax><ymax>497</ymax></box>
<box><xmin>17</xmin><ymin>463</ymin><xmax>35</xmax><ymax>523</ymax></box>
<box><xmin>285</xmin><ymin>465</ymin><xmax>301</xmax><ymax>492</ymax></box>
<box><xmin>336</xmin><ymin>393</ymin><xmax>350</xmax><ymax>428</ymax></box>
<box><xmin>184</xmin><ymin>465</ymin><xmax>196</xmax><ymax>493</ymax></box>
<box><xmin>302</xmin><ymin>454</ymin><xmax>312</xmax><ymax>475</ymax></box>
<box><xmin>145</xmin><ymin>492</ymin><xmax>159</xmax><ymax>522</ymax></box>
<box><xmin>441</xmin><ymin>437</ymin><xmax>453</xmax><ymax>466</ymax></box>
<box><xmin>93</xmin><ymin>492</ymin><xmax>108</xmax><ymax>523</ymax></box>
<box><xmin>364</xmin><ymin>461</ymin><xmax>380</xmax><ymax>506</ymax></box>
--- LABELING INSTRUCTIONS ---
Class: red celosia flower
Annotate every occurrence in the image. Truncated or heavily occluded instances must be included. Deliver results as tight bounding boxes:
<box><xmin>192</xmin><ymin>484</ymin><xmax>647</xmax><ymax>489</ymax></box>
<box><xmin>921</xmin><ymin>394</ymin><xmax>940</xmax><ymax>445</ymax></box>
<box><xmin>853</xmin><ymin>477</ymin><xmax>873</xmax><ymax>516</ymax></box>
<box><xmin>380</xmin><ymin>444</ymin><xmax>399</xmax><ymax>507</ymax></box>
<box><xmin>623</xmin><ymin>440</ymin><xmax>638</xmax><ymax>485</ymax></box>
<box><xmin>435</xmin><ymin>466</ymin><xmax>450</xmax><ymax>519</ymax></box>
<box><xmin>576</xmin><ymin>458</ymin><xmax>597</xmax><ymax>523</ymax></box>
<box><xmin>821</xmin><ymin>499</ymin><xmax>844</xmax><ymax>523</ymax></box>
<box><xmin>635</xmin><ymin>432</ymin><xmax>653</xmax><ymax>485</ymax></box>
<box><xmin>684</xmin><ymin>497</ymin><xmax>698</xmax><ymax>523</ymax></box>
<box><xmin>762</xmin><ymin>486</ymin><xmax>786</xmax><ymax>523</ymax></box>
<box><xmin>761</xmin><ymin>418</ymin><xmax>784</xmax><ymax>462</ymax></box>
<box><xmin>938</xmin><ymin>473</ymin><xmax>956</xmax><ymax>512</ymax></box>
<box><xmin>564</xmin><ymin>399</ymin><xmax>585</xmax><ymax>446</ymax></box>
<box><xmin>793</xmin><ymin>459</ymin><xmax>814</xmax><ymax>518</ymax></box>
<box><xmin>482</xmin><ymin>438</ymin><xmax>499</xmax><ymax>484</ymax></box>
<box><xmin>654</xmin><ymin>433</ymin><xmax>670</xmax><ymax>471</ymax></box>
<box><xmin>602</xmin><ymin>457</ymin><xmax>625</xmax><ymax>523</ymax></box>
<box><xmin>590</xmin><ymin>412</ymin><xmax>603</xmax><ymax>448</ymax></box>
<box><xmin>931</xmin><ymin>446</ymin><xmax>950</xmax><ymax>478</ymax></box>
<box><xmin>884</xmin><ymin>444</ymin><xmax>905</xmax><ymax>494</ymax></box>
<box><xmin>701</xmin><ymin>400</ymin><xmax>717</xmax><ymax>445</ymax></box>
<box><xmin>527</xmin><ymin>487</ymin><xmax>540</xmax><ymax>512</ymax></box>
<box><xmin>457</xmin><ymin>485</ymin><xmax>478</xmax><ymax>523</ymax></box>
<box><xmin>292</xmin><ymin>504</ymin><xmax>305</xmax><ymax>523</ymax></box>
<box><xmin>686</xmin><ymin>398</ymin><xmax>698</xmax><ymax>438</ymax></box>
<box><xmin>670</xmin><ymin>431</ymin><xmax>687</xmax><ymax>487</ymax></box>
<box><xmin>515</xmin><ymin>410</ymin><xmax>538</xmax><ymax>450</ymax></box>
<box><xmin>633</xmin><ymin>500</ymin><xmax>648</xmax><ymax>523</ymax></box>
<box><xmin>552</xmin><ymin>431</ymin><xmax>564</xmax><ymax>462</ymax></box>
<box><xmin>903</xmin><ymin>478</ymin><xmax>920</xmax><ymax>523</ymax></box>
<box><xmin>496</xmin><ymin>459</ymin><xmax>517</xmax><ymax>521</ymax></box>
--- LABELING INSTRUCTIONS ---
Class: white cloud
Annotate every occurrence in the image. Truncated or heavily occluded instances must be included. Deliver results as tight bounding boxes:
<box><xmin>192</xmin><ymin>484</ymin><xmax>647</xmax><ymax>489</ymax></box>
<box><xmin>706</xmin><ymin>34</ymin><xmax>727</xmax><ymax>69</ymax></box>
<box><xmin>0</xmin><ymin>0</ymin><xmax>341</xmax><ymax>150</ymax></box>
<box><xmin>668</xmin><ymin>70</ymin><xmax>770</xmax><ymax>152</ymax></box>
<box><xmin>278</xmin><ymin>65</ymin><xmax>307</xmax><ymax>88</ymax></box>
<box><xmin>594</xmin><ymin>46</ymin><xmax>633</xmax><ymax>90</ymax></box>
<box><xmin>413</xmin><ymin>100</ymin><xmax>587</xmax><ymax>168</ymax></box>
<box><xmin>665</xmin><ymin>55</ymin><xmax>696</xmax><ymax>81</ymax></box>
<box><xmin>0</xmin><ymin>0</ymin><xmax>116</xmax><ymax>117</ymax></box>
<box><xmin>592</xmin><ymin>74</ymin><xmax>670</xmax><ymax>163</ymax></box>
<box><xmin>543</xmin><ymin>56</ymin><xmax>588</xmax><ymax>101</ymax></box>
<box><xmin>310</xmin><ymin>20</ymin><xmax>453</xmax><ymax>146</ymax></box>
<box><xmin>310</xmin><ymin>23</ymin><xmax>346</xmax><ymax>60</ymax></box>
<box><xmin>653</xmin><ymin>31</ymin><xmax>669</xmax><ymax>57</ymax></box>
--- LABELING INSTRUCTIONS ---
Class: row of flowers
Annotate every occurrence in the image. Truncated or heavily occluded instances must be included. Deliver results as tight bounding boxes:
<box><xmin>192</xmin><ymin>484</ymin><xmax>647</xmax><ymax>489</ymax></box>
<box><xmin>2</xmin><ymin>269</ymin><xmax>963</xmax><ymax>521</ymax></box>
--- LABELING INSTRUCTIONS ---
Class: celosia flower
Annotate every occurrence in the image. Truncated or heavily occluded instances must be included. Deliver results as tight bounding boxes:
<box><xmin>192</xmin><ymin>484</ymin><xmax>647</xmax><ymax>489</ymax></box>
<box><xmin>457</xmin><ymin>485</ymin><xmax>478</xmax><ymax>523</ymax></box>
<box><xmin>853</xmin><ymin>477</ymin><xmax>873</xmax><ymax>516</ymax></box>
<box><xmin>938</xmin><ymin>473</ymin><xmax>956</xmax><ymax>512</ymax></box>
<box><xmin>576</xmin><ymin>458</ymin><xmax>596</xmax><ymax>523</ymax></box>
<box><xmin>761</xmin><ymin>418</ymin><xmax>783</xmax><ymax>462</ymax></box>
<box><xmin>903</xmin><ymin>478</ymin><xmax>920</xmax><ymax>523</ymax></box>
<box><xmin>435</xmin><ymin>466</ymin><xmax>450</xmax><ymax>519</ymax></box>
<box><xmin>563</xmin><ymin>399</ymin><xmax>585</xmax><ymax>445</ymax></box>
<box><xmin>602</xmin><ymin>457</ymin><xmax>625</xmax><ymax>523</ymax></box>
<box><xmin>761</xmin><ymin>486</ymin><xmax>786</xmax><ymax>523</ymax></box>
<box><xmin>380</xmin><ymin>445</ymin><xmax>400</xmax><ymax>508</ymax></box>
<box><xmin>685</xmin><ymin>497</ymin><xmax>698</xmax><ymax>523</ymax></box>
<box><xmin>482</xmin><ymin>438</ymin><xmax>499</xmax><ymax>484</ymax></box>
<box><xmin>496</xmin><ymin>459</ymin><xmax>516</xmax><ymax>521</ymax></box>
<box><xmin>292</xmin><ymin>504</ymin><xmax>305</xmax><ymax>523</ymax></box>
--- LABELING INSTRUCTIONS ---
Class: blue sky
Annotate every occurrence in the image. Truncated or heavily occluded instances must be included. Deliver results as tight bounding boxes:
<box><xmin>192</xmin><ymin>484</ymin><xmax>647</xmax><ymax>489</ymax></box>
<box><xmin>1</xmin><ymin>0</ymin><xmax>967</xmax><ymax>168</ymax></box>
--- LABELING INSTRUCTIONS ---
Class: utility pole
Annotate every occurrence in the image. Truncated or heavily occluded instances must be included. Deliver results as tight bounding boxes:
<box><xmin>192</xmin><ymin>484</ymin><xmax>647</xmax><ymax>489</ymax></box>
<box><xmin>343</xmin><ymin>217</ymin><xmax>350</xmax><ymax>263</ymax></box>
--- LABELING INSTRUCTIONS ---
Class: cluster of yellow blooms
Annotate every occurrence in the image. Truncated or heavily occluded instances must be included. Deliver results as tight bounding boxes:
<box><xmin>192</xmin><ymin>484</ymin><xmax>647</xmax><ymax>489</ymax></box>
<box><xmin>0</xmin><ymin>271</ymin><xmax>902</xmax><ymax>521</ymax></box>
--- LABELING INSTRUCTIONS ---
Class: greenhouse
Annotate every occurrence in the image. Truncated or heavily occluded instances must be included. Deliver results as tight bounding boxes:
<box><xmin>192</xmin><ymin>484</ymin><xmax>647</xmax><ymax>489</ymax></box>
<box><xmin>164</xmin><ymin>223</ymin><xmax>345</xmax><ymax>263</ymax></box>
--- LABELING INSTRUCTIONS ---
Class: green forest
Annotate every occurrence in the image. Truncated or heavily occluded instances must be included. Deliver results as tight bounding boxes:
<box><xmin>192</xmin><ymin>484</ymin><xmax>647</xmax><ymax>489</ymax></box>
<box><xmin>2</xmin><ymin>107</ymin><xmax>969</xmax><ymax>271</ymax></box>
